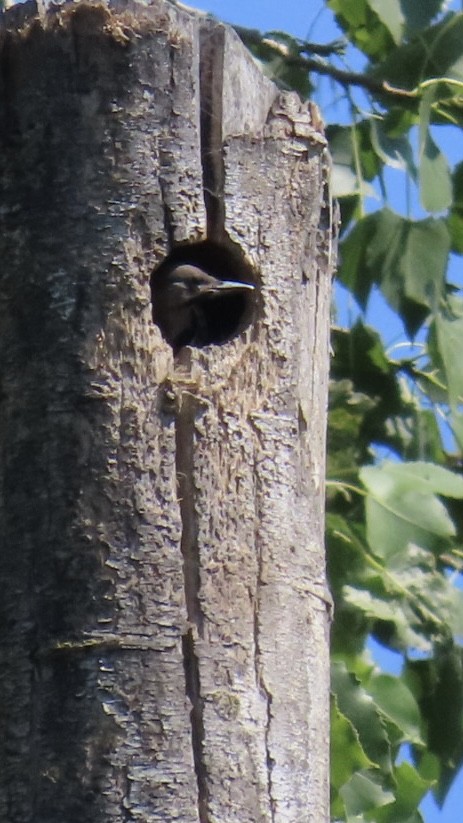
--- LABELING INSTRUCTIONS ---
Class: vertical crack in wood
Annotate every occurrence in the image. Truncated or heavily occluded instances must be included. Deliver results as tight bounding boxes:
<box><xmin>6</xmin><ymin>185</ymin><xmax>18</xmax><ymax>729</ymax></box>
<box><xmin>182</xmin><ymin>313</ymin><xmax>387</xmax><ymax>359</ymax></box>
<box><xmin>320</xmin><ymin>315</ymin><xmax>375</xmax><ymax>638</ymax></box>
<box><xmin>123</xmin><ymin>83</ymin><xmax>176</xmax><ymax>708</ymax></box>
<box><xmin>158</xmin><ymin>44</ymin><xmax>179</xmax><ymax>248</ymax></box>
<box><xmin>171</xmin><ymin>26</ymin><xmax>229</xmax><ymax>818</ymax></box>
<box><xmin>253</xmin><ymin>601</ymin><xmax>277</xmax><ymax>821</ymax></box>
<box><xmin>252</xmin><ymin>463</ymin><xmax>277</xmax><ymax>820</ymax></box>
<box><xmin>176</xmin><ymin>394</ymin><xmax>203</xmax><ymax>634</ymax></box>
<box><xmin>176</xmin><ymin>395</ymin><xmax>209</xmax><ymax>821</ymax></box>
<box><xmin>182</xmin><ymin>631</ymin><xmax>209</xmax><ymax>823</ymax></box>
<box><xmin>199</xmin><ymin>24</ymin><xmax>226</xmax><ymax>241</ymax></box>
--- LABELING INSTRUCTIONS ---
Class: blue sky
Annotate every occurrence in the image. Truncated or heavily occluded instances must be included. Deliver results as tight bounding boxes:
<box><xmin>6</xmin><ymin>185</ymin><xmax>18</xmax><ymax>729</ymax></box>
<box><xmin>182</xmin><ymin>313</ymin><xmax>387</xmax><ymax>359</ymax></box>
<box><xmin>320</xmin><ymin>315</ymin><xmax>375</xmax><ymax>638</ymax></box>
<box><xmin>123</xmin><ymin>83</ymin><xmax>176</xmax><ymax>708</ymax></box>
<box><xmin>191</xmin><ymin>2</ymin><xmax>463</xmax><ymax>821</ymax></box>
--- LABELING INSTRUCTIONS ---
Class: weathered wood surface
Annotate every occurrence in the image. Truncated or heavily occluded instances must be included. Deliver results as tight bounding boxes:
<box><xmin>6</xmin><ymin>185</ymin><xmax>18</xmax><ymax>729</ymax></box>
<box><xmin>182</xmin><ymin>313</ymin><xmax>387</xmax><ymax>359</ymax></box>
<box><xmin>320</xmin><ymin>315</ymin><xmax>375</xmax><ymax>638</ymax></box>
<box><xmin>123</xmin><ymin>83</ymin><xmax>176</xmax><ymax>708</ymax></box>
<box><xmin>0</xmin><ymin>1</ymin><xmax>335</xmax><ymax>821</ymax></box>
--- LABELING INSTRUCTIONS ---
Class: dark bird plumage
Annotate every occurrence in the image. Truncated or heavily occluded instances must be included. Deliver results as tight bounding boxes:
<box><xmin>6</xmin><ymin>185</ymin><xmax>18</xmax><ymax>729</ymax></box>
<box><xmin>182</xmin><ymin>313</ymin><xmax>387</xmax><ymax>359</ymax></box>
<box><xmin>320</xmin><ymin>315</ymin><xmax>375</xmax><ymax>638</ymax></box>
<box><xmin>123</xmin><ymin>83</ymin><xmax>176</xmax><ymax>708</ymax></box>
<box><xmin>152</xmin><ymin>263</ymin><xmax>254</xmax><ymax>352</ymax></box>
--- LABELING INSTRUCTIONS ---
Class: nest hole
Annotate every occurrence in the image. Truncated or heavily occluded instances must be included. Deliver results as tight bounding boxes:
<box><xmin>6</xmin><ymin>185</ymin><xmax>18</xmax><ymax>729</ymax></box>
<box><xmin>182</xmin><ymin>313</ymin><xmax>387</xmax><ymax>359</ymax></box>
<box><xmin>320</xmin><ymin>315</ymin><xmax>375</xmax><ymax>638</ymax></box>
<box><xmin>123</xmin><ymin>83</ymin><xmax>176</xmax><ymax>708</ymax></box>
<box><xmin>150</xmin><ymin>239</ymin><xmax>257</xmax><ymax>352</ymax></box>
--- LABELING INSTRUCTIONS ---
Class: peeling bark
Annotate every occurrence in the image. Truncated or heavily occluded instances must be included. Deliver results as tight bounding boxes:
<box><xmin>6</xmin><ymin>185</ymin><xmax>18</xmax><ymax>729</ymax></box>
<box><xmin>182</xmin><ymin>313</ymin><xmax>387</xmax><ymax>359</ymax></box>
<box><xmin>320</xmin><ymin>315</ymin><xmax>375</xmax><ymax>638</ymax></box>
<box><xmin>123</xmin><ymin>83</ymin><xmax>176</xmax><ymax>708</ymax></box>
<box><xmin>0</xmin><ymin>1</ymin><xmax>335</xmax><ymax>821</ymax></box>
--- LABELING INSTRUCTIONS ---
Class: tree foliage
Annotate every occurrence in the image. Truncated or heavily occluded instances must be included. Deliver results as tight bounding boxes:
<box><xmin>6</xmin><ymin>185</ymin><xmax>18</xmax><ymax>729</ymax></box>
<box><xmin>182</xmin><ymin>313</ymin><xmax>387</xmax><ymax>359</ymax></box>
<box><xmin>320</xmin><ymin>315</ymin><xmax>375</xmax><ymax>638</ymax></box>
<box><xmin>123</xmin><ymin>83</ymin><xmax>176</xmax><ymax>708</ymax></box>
<box><xmin>236</xmin><ymin>2</ymin><xmax>463</xmax><ymax>821</ymax></box>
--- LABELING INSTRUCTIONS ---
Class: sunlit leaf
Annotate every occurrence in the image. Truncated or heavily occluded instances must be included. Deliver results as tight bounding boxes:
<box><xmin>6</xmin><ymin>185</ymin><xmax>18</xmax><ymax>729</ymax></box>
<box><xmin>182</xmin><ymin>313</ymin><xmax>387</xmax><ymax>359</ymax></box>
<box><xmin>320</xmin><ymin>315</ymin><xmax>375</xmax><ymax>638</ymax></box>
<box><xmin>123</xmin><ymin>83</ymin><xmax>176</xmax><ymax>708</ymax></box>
<box><xmin>373</xmin><ymin>13</ymin><xmax>463</xmax><ymax>91</ymax></box>
<box><xmin>419</xmin><ymin>88</ymin><xmax>452</xmax><ymax>212</ymax></box>
<box><xmin>327</xmin><ymin>124</ymin><xmax>379</xmax><ymax>198</ymax></box>
<box><xmin>340</xmin><ymin>771</ymin><xmax>394</xmax><ymax>818</ymax></box>
<box><xmin>328</xmin><ymin>0</ymin><xmax>395</xmax><ymax>60</ymax></box>
<box><xmin>368</xmin><ymin>0</ymin><xmax>404</xmax><ymax>45</ymax></box>
<box><xmin>370</xmin><ymin>117</ymin><xmax>417</xmax><ymax>178</ymax></box>
<box><xmin>431</xmin><ymin>297</ymin><xmax>463</xmax><ymax>408</ymax></box>
<box><xmin>365</xmin><ymin>461</ymin><xmax>463</xmax><ymax>498</ymax></box>
<box><xmin>360</xmin><ymin>461</ymin><xmax>459</xmax><ymax>561</ymax></box>
<box><xmin>366</xmin><ymin>672</ymin><xmax>424</xmax><ymax>745</ymax></box>
<box><xmin>374</xmin><ymin>761</ymin><xmax>431</xmax><ymax>822</ymax></box>
<box><xmin>343</xmin><ymin>586</ymin><xmax>434</xmax><ymax>652</ymax></box>
<box><xmin>397</xmin><ymin>218</ymin><xmax>449</xmax><ymax>313</ymax></box>
<box><xmin>338</xmin><ymin>210</ymin><xmax>402</xmax><ymax>310</ymax></box>
<box><xmin>338</xmin><ymin>211</ymin><xmax>449</xmax><ymax>333</ymax></box>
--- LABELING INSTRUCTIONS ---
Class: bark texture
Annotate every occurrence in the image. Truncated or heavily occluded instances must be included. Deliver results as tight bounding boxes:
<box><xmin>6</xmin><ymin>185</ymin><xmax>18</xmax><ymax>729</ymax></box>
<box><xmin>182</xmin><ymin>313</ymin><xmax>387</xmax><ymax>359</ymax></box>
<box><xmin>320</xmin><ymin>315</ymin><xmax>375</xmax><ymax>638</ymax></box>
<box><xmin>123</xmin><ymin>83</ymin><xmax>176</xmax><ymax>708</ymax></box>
<box><xmin>0</xmin><ymin>1</ymin><xmax>335</xmax><ymax>821</ymax></box>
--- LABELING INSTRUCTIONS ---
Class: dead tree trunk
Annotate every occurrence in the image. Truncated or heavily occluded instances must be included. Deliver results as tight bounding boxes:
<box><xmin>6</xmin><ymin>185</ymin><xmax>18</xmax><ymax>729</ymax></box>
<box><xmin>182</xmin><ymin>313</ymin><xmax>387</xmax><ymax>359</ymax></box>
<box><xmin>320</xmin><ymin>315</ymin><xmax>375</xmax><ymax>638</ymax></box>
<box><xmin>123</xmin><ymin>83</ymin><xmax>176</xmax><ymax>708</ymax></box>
<box><xmin>0</xmin><ymin>1</ymin><xmax>335</xmax><ymax>821</ymax></box>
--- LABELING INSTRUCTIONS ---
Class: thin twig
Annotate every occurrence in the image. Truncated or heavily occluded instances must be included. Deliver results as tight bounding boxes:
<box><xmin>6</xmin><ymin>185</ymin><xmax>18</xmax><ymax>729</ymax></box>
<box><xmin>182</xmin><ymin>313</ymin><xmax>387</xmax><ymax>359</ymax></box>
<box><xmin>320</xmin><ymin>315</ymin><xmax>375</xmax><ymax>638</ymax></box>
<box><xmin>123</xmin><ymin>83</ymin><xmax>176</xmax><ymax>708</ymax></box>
<box><xmin>234</xmin><ymin>26</ymin><xmax>418</xmax><ymax>101</ymax></box>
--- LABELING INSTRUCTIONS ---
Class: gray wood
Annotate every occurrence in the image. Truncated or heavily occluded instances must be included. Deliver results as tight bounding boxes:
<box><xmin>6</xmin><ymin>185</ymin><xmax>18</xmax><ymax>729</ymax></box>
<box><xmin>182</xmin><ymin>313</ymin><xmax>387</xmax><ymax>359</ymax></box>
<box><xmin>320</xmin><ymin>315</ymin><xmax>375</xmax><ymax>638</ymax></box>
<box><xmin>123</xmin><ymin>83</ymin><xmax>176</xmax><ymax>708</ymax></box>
<box><xmin>0</xmin><ymin>1</ymin><xmax>335</xmax><ymax>821</ymax></box>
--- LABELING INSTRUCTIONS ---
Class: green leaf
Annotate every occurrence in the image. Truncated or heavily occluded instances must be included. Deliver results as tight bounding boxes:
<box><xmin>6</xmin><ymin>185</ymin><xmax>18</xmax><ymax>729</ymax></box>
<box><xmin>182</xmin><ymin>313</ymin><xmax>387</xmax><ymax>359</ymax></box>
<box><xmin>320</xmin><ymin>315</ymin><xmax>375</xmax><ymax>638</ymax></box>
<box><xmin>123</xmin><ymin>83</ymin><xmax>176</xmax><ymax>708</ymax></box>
<box><xmin>328</xmin><ymin>0</ymin><xmax>396</xmax><ymax>60</ymax></box>
<box><xmin>431</xmin><ymin>297</ymin><xmax>463</xmax><ymax>408</ymax></box>
<box><xmin>374</xmin><ymin>762</ymin><xmax>431</xmax><ymax>822</ymax></box>
<box><xmin>450</xmin><ymin>410</ymin><xmax>463</xmax><ymax>450</ymax></box>
<box><xmin>360</xmin><ymin>461</ymin><xmax>462</xmax><ymax>561</ymax></box>
<box><xmin>331</xmin><ymin>695</ymin><xmax>374</xmax><ymax>794</ymax></box>
<box><xmin>327</xmin><ymin>380</ymin><xmax>375</xmax><ymax>478</ymax></box>
<box><xmin>368</xmin><ymin>0</ymin><xmax>404</xmax><ymax>45</ymax></box>
<box><xmin>332</xmin><ymin>164</ymin><xmax>364</xmax><ymax>198</ymax></box>
<box><xmin>419</xmin><ymin>88</ymin><xmax>453</xmax><ymax>212</ymax></box>
<box><xmin>343</xmin><ymin>534</ymin><xmax>463</xmax><ymax>652</ymax></box>
<box><xmin>373</xmin><ymin>13</ymin><xmax>463</xmax><ymax>91</ymax></box>
<box><xmin>396</xmin><ymin>218</ymin><xmax>449</xmax><ymax>313</ymax></box>
<box><xmin>447</xmin><ymin>208</ymin><xmax>463</xmax><ymax>254</ymax></box>
<box><xmin>407</xmin><ymin>648</ymin><xmax>463</xmax><ymax>803</ymax></box>
<box><xmin>370</xmin><ymin>117</ymin><xmax>417</xmax><ymax>178</ymax></box>
<box><xmin>332</xmin><ymin>659</ymin><xmax>393</xmax><ymax>772</ymax></box>
<box><xmin>403</xmin><ymin>408</ymin><xmax>446</xmax><ymax>464</ymax></box>
<box><xmin>339</xmin><ymin>210</ymin><xmax>405</xmax><ymax>310</ymax></box>
<box><xmin>343</xmin><ymin>586</ymin><xmax>434</xmax><ymax>652</ymax></box>
<box><xmin>338</xmin><ymin>215</ymin><xmax>380</xmax><ymax>308</ymax></box>
<box><xmin>417</xmin><ymin>750</ymin><xmax>441</xmax><ymax>784</ymax></box>
<box><xmin>451</xmin><ymin>161</ymin><xmax>463</xmax><ymax>209</ymax></box>
<box><xmin>366</xmin><ymin>461</ymin><xmax>463</xmax><ymax>498</ymax></box>
<box><xmin>338</xmin><ymin>210</ymin><xmax>449</xmax><ymax>333</ymax></box>
<box><xmin>332</xmin><ymin>323</ymin><xmax>394</xmax><ymax>383</ymax></box>
<box><xmin>401</xmin><ymin>0</ymin><xmax>447</xmax><ymax>36</ymax></box>
<box><xmin>327</xmin><ymin>124</ymin><xmax>379</xmax><ymax>198</ymax></box>
<box><xmin>331</xmin><ymin>693</ymin><xmax>376</xmax><ymax>820</ymax></box>
<box><xmin>340</xmin><ymin>771</ymin><xmax>394</xmax><ymax>819</ymax></box>
<box><xmin>366</xmin><ymin>672</ymin><xmax>424</xmax><ymax>745</ymax></box>
<box><xmin>330</xmin><ymin>322</ymin><xmax>408</xmax><ymax>454</ymax></box>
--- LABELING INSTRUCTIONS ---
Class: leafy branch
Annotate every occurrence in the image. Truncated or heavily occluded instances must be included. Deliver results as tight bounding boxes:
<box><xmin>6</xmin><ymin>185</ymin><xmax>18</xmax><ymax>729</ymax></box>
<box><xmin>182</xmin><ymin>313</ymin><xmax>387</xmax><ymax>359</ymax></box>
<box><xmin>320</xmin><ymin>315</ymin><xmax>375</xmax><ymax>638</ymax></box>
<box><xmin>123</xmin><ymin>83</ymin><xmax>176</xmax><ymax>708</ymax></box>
<box><xmin>234</xmin><ymin>25</ymin><xmax>418</xmax><ymax>100</ymax></box>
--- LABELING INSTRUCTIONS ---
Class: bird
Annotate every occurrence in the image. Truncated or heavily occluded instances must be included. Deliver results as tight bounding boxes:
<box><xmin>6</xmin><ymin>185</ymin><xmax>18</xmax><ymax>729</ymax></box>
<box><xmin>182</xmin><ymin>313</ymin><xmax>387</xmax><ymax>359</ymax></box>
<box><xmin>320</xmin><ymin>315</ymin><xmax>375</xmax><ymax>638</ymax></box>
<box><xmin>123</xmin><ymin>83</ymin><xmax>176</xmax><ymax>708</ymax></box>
<box><xmin>152</xmin><ymin>263</ymin><xmax>255</xmax><ymax>352</ymax></box>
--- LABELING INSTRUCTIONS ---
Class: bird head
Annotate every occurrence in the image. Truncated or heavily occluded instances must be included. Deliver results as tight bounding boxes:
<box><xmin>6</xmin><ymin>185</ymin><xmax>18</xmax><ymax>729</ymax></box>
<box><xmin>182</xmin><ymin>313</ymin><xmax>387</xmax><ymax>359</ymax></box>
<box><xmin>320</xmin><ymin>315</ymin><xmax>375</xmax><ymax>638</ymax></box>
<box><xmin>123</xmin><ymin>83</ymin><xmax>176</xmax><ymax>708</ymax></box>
<box><xmin>164</xmin><ymin>264</ymin><xmax>255</xmax><ymax>305</ymax></box>
<box><xmin>152</xmin><ymin>262</ymin><xmax>255</xmax><ymax>351</ymax></box>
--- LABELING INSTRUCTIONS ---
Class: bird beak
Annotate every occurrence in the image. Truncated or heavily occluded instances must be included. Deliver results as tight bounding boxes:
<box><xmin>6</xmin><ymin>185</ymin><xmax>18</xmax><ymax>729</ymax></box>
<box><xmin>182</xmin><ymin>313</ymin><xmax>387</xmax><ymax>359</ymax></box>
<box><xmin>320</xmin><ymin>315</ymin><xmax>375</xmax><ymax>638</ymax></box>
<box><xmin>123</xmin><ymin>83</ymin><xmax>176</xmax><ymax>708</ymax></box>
<box><xmin>198</xmin><ymin>280</ymin><xmax>255</xmax><ymax>296</ymax></box>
